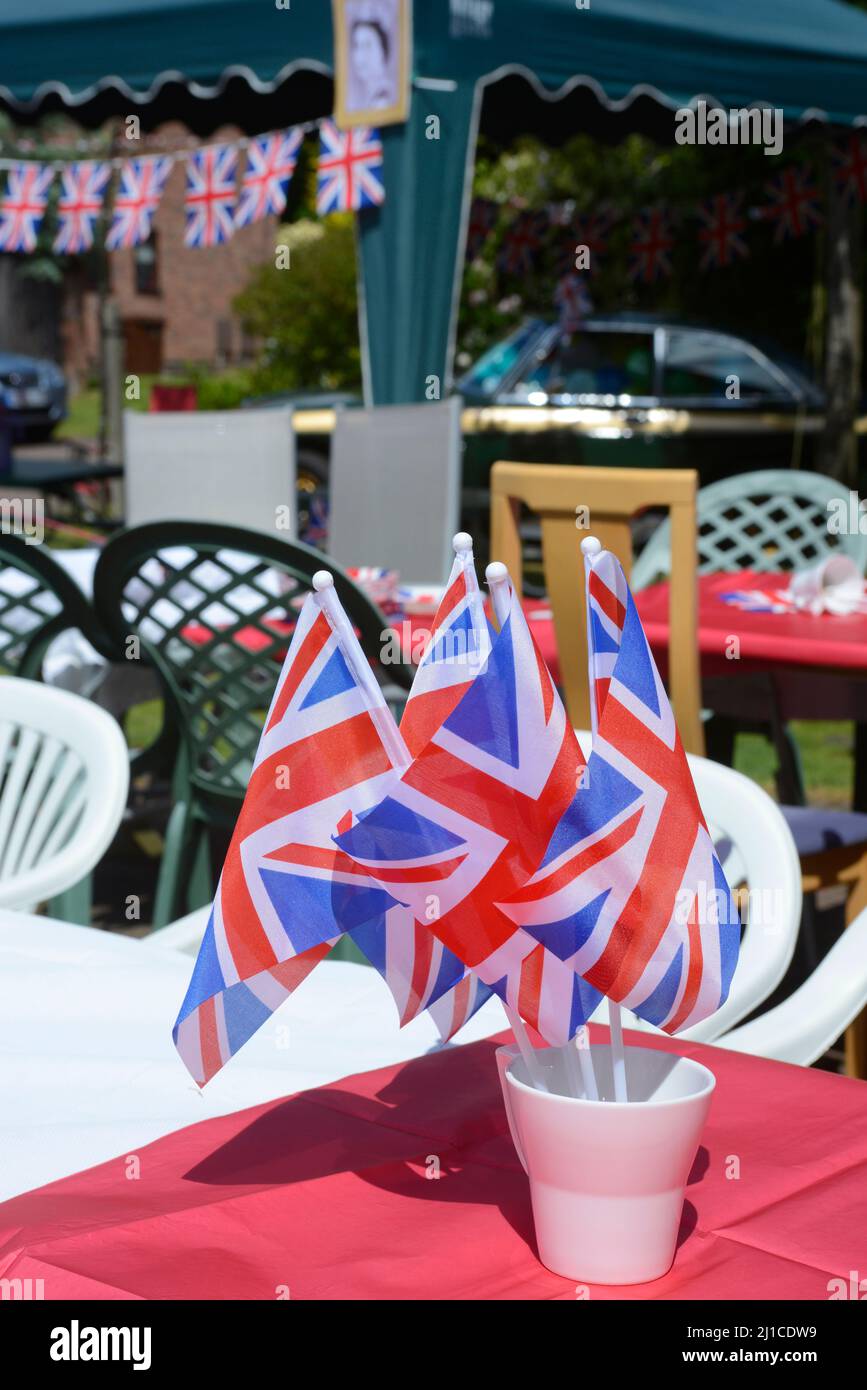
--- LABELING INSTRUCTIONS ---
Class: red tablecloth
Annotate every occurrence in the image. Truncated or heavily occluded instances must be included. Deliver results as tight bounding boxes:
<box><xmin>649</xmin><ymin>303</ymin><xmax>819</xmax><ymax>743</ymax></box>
<box><xmin>181</xmin><ymin>571</ymin><xmax>866</xmax><ymax>686</ymax></box>
<box><xmin>1</xmin><ymin>1026</ymin><xmax>865</xmax><ymax>1301</ymax></box>
<box><xmin>637</xmin><ymin>571</ymin><xmax>867</xmax><ymax>675</ymax></box>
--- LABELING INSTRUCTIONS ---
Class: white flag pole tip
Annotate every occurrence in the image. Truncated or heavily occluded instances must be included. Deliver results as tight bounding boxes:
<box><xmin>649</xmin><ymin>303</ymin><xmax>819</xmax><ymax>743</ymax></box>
<box><xmin>486</xmin><ymin>561</ymin><xmax>509</xmax><ymax>585</ymax></box>
<box><xmin>580</xmin><ymin>535</ymin><xmax>602</xmax><ymax>558</ymax></box>
<box><xmin>312</xmin><ymin>571</ymin><xmax>334</xmax><ymax>592</ymax></box>
<box><xmin>452</xmin><ymin>531</ymin><xmax>474</xmax><ymax>554</ymax></box>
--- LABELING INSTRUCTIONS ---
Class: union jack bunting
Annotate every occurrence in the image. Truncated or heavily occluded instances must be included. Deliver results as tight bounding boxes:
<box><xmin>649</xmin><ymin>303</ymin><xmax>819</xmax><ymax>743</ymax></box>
<box><xmin>498</xmin><ymin>210</ymin><xmax>545</xmax><ymax>276</ymax></box>
<box><xmin>696</xmin><ymin>192</ymin><xmax>748</xmax><ymax>271</ymax></box>
<box><xmin>556</xmin><ymin>208</ymin><xmax>613</xmax><ymax>275</ymax></box>
<box><xmin>174</xmin><ymin>581</ymin><xmax>487</xmax><ymax>1085</ymax></box>
<box><xmin>184</xmin><ymin>144</ymin><xmax>238</xmax><ymax>248</ymax></box>
<box><xmin>53</xmin><ymin>161</ymin><xmax>111</xmax><ymax>255</ymax></box>
<box><xmin>466</xmin><ymin>196</ymin><xmax>498</xmax><ymax>259</ymax></box>
<box><xmin>335</xmin><ymin>579</ymin><xmax>601</xmax><ymax>1045</ymax></box>
<box><xmin>628</xmin><ymin>208</ymin><xmax>674</xmax><ymax>283</ymax></box>
<box><xmin>106</xmin><ymin>156</ymin><xmax>173</xmax><ymax>250</ymax></box>
<box><xmin>0</xmin><ymin>163</ymin><xmax>53</xmax><ymax>253</ymax></box>
<box><xmin>833</xmin><ymin>134</ymin><xmax>867</xmax><ymax>206</ymax></box>
<box><xmin>399</xmin><ymin>541</ymin><xmax>492</xmax><ymax>758</ymax></box>
<box><xmin>760</xmin><ymin>167</ymin><xmax>822</xmax><ymax>241</ymax></box>
<box><xmin>497</xmin><ymin>548</ymin><xmax>739</xmax><ymax>1036</ymax></box>
<box><xmin>235</xmin><ymin>129</ymin><xmax>303</xmax><ymax>228</ymax></box>
<box><xmin>316</xmin><ymin>121</ymin><xmax>385</xmax><ymax>215</ymax></box>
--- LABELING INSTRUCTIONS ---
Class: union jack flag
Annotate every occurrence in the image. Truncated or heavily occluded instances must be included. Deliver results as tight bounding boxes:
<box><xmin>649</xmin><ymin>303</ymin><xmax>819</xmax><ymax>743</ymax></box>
<box><xmin>335</xmin><ymin>578</ymin><xmax>600</xmax><ymax>1045</ymax></box>
<box><xmin>174</xmin><ymin>580</ymin><xmax>487</xmax><ymax>1086</ymax></box>
<box><xmin>497</xmin><ymin>548</ymin><xmax>739</xmax><ymax>1036</ymax></box>
<box><xmin>833</xmin><ymin>134</ymin><xmax>867</xmax><ymax>206</ymax></box>
<box><xmin>718</xmin><ymin>588</ymin><xmax>797</xmax><ymax>615</ymax></box>
<box><xmin>184</xmin><ymin>145</ymin><xmax>237</xmax><ymax>248</ymax></box>
<box><xmin>498</xmin><ymin>210</ymin><xmax>546</xmax><ymax>276</ymax></box>
<box><xmin>106</xmin><ymin>156</ymin><xmax>172</xmax><ymax>250</ymax></box>
<box><xmin>556</xmin><ymin>208</ymin><xmax>613</xmax><ymax>275</ymax></box>
<box><xmin>316</xmin><ymin>121</ymin><xmax>384</xmax><ymax>215</ymax></box>
<box><xmin>466</xmin><ymin>196</ymin><xmax>498</xmax><ymax>259</ymax></box>
<box><xmin>697</xmin><ymin>192</ymin><xmax>748</xmax><ymax>271</ymax></box>
<box><xmin>350</xmin><ymin>539</ymin><xmax>495</xmax><ymax>1031</ymax></box>
<box><xmin>760</xmin><ymin>167</ymin><xmax>822</xmax><ymax>241</ymax></box>
<box><xmin>0</xmin><ymin>162</ymin><xmax>53</xmax><ymax>253</ymax></box>
<box><xmin>53</xmin><ymin>161</ymin><xmax>111</xmax><ymax>255</ymax></box>
<box><xmin>399</xmin><ymin>540</ymin><xmax>492</xmax><ymax>758</ymax></box>
<box><xmin>235</xmin><ymin>129</ymin><xmax>303</xmax><ymax>228</ymax></box>
<box><xmin>628</xmin><ymin>208</ymin><xmax>674</xmax><ymax>282</ymax></box>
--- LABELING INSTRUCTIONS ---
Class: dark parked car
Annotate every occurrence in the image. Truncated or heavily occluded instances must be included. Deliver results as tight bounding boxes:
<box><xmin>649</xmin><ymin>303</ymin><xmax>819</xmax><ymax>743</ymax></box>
<box><xmin>0</xmin><ymin>351</ymin><xmax>68</xmax><ymax>441</ymax></box>
<box><xmin>454</xmin><ymin>312</ymin><xmax>828</xmax><ymax>496</ymax></box>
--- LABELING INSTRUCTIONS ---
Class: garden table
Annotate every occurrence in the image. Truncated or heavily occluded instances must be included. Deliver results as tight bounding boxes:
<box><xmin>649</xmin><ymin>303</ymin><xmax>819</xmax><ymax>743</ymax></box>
<box><xmin>0</xmin><ymin>909</ymin><xmax>503</xmax><ymax>1204</ymax></box>
<box><xmin>1</xmin><ymin>1021</ymin><xmax>864</xmax><ymax>1300</ymax></box>
<box><xmin>634</xmin><ymin>571</ymin><xmax>867</xmax><ymax>810</ymax></box>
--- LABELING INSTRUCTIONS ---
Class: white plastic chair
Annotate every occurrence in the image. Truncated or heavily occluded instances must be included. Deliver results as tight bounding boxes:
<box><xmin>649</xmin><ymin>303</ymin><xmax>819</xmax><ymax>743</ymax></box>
<box><xmin>716</xmin><ymin>906</ymin><xmax>867</xmax><ymax>1066</ymax></box>
<box><xmin>575</xmin><ymin>732</ymin><xmax>803</xmax><ymax>1045</ymax></box>
<box><xmin>0</xmin><ymin>677</ymin><xmax>129</xmax><ymax>910</ymax></box>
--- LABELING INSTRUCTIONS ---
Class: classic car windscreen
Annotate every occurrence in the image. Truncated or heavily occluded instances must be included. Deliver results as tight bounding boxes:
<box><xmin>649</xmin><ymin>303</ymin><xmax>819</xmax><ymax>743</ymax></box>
<box><xmin>511</xmin><ymin>331</ymin><xmax>655</xmax><ymax>401</ymax></box>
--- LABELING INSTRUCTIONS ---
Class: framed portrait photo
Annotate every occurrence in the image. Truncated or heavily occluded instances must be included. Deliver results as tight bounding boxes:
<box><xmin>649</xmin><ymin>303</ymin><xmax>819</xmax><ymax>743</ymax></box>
<box><xmin>332</xmin><ymin>0</ymin><xmax>412</xmax><ymax>129</ymax></box>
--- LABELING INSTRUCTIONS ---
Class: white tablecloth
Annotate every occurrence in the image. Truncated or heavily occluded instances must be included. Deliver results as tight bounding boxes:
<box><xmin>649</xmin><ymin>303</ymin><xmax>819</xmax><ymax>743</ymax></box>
<box><xmin>0</xmin><ymin>910</ymin><xmax>505</xmax><ymax>1203</ymax></box>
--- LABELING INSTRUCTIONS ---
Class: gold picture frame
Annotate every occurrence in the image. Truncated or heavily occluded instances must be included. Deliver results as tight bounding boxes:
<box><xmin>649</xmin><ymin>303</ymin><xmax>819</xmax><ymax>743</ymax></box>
<box><xmin>332</xmin><ymin>0</ymin><xmax>412</xmax><ymax>129</ymax></box>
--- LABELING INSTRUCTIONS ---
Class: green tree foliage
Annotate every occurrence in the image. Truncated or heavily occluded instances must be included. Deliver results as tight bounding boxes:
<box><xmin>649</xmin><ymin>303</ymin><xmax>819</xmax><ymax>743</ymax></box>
<box><xmin>234</xmin><ymin>214</ymin><xmax>361</xmax><ymax>393</ymax></box>
<box><xmin>459</xmin><ymin>131</ymin><xmax>827</xmax><ymax>378</ymax></box>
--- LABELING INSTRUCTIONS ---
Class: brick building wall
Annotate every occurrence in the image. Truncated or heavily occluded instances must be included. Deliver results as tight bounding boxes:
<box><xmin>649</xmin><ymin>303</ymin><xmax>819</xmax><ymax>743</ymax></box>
<box><xmin>63</xmin><ymin>123</ymin><xmax>277</xmax><ymax>388</ymax></box>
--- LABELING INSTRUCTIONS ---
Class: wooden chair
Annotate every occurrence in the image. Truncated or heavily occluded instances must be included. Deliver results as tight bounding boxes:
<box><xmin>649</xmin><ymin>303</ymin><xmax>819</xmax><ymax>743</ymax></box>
<box><xmin>490</xmin><ymin>461</ymin><xmax>704</xmax><ymax>755</ymax></box>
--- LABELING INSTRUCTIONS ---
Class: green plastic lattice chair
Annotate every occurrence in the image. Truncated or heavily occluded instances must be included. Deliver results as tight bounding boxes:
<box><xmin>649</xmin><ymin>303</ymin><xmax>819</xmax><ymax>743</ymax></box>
<box><xmin>631</xmin><ymin>468</ymin><xmax>867</xmax><ymax>802</ymax></box>
<box><xmin>92</xmin><ymin>522</ymin><xmax>413</xmax><ymax>928</ymax></box>
<box><xmin>632</xmin><ymin>468</ymin><xmax>867</xmax><ymax>589</ymax></box>
<box><xmin>0</xmin><ymin>533</ymin><xmax>110</xmax><ymax>682</ymax></box>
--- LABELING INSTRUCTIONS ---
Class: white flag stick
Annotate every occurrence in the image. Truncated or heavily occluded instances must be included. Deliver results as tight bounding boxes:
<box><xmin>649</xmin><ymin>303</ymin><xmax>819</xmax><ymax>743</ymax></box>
<box><xmin>504</xmin><ymin>1002</ymin><xmax>549</xmax><ymax>1093</ymax></box>
<box><xmin>581</xmin><ymin>536</ymin><xmax>628</xmax><ymax>1104</ymax></box>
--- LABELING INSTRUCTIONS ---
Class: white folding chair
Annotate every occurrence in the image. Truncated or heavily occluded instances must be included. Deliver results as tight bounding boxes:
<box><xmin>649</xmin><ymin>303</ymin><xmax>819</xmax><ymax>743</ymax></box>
<box><xmin>0</xmin><ymin>677</ymin><xmax>129</xmax><ymax>910</ymax></box>
<box><xmin>124</xmin><ymin>408</ymin><xmax>296</xmax><ymax>536</ymax></box>
<box><xmin>328</xmin><ymin>399</ymin><xmax>462</xmax><ymax>584</ymax></box>
<box><xmin>575</xmin><ymin>733</ymin><xmax>803</xmax><ymax>1045</ymax></box>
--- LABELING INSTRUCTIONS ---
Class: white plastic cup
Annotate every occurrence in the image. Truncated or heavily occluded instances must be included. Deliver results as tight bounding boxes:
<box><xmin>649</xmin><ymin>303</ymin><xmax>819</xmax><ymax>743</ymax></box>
<box><xmin>788</xmin><ymin>555</ymin><xmax>864</xmax><ymax>615</ymax></box>
<box><xmin>497</xmin><ymin>1041</ymin><xmax>715</xmax><ymax>1285</ymax></box>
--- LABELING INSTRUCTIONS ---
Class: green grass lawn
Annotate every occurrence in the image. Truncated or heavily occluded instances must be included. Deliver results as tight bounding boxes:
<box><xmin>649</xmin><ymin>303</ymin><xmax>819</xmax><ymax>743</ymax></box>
<box><xmin>735</xmin><ymin>721</ymin><xmax>853</xmax><ymax>807</ymax></box>
<box><xmin>57</xmin><ymin>388</ymin><xmax>102</xmax><ymax>441</ymax></box>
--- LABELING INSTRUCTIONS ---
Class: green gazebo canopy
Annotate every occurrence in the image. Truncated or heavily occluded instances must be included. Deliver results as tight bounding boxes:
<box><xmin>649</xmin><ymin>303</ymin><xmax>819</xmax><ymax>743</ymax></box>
<box><xmin>4</xmin><ymin>0</ymin><xmax>867</xmax><ymax>403</ymax></box>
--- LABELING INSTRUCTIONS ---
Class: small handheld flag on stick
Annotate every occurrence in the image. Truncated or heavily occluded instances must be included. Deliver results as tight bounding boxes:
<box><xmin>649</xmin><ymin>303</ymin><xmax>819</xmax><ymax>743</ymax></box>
<box><xmin>498</xmin><ymin>544</ymin><xmax>740</xmax><ymax>1070</ymax></box>
<box><xmin>485</xmin><ymin>561</ymin><xmax>557</xmax><ymax>1096</ymax></box>
<box><xmin>173</xmin><ymin>568</ymin><xmax>486</xmax><ymax>1084</ymax></box>
<box><xmin>581</xmin><ymin>535</ymin><xmax>626</xmax><ymax>1102</ymax></box>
